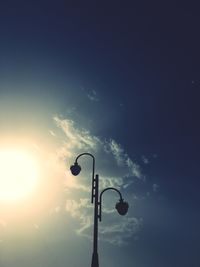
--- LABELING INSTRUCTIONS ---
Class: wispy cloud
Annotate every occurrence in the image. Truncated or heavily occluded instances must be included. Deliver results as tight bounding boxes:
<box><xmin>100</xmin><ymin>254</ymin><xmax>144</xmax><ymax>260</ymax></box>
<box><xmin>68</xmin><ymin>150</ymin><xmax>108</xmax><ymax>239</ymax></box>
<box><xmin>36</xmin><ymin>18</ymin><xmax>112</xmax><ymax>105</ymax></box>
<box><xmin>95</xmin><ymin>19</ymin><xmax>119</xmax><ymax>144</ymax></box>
<box><xmin>87</xmin><ymin>90</ymin><xmax>99</xmax><ymax>102</ymax></box>
<box><xmin>105</xmin><ymin>139</ymin><xmax>143</xmax><ymax>179</ymax></box>
<box><xmin>152</xmin><ymin>183</ymin><xmax>159</xmax><ymax>192</ymax></box>
<box><xmin>54</xmin><ymin>117</ymin><xmax>101</xmax><ymax>157</ymax></box>
<box><xmin>64</xmin><ymin>196</ymin><xmax>142</xmax><ymax>246</ymax></box>
<box><xmin>141</xmin><ymin>155</ymin><xmax>149</xmax><ymax>164</ymax></box>
<box><xmin>99</xmin><ymin>216</ymin><xmax>143</xmax><ymax>245</ymax></box>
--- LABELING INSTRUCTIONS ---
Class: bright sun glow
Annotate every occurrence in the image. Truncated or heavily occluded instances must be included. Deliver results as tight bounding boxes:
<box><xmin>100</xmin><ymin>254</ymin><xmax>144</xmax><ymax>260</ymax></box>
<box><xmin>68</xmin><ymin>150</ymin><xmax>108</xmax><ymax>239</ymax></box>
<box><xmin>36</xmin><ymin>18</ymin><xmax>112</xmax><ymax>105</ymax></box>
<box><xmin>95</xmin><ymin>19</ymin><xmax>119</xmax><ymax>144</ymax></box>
<box><xmin>0</xmin><ymin>149</ymin><xmax>39</xmax><ymax>202</ymax></box>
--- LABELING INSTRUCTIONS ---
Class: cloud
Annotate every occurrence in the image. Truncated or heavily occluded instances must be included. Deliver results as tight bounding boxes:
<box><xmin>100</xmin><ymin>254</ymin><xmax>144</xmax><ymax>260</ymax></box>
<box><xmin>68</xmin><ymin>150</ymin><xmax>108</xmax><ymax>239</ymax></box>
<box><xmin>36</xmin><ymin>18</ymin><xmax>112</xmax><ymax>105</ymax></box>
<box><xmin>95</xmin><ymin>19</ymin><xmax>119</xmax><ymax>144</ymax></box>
<box><xmin>49</xmin><ymin>130</ymin><xmax>56</xmax><ymax>137</ymax></box>
<box><xmin>52</xmin><ymin>116</ymin><xmax>145</xmax><ymax>245</ymax></box>
<box><xmin>99</xmin><ymin>216</ymin><xmax>143</xmax><ymax>245</ymax></box>
<box><xmin>152</xmin><ymin>183</ymin><xmax>159</xmax><ymax>192</ymax></box>
<box><xmin>141</xmin><ymin>155</ymin><xmax>149</xmax><ymax>164</ymax></box>
<box><xmin>65</xmin><ymin>198</ymin><xmax>92</xmax><ymax>218</ymax></box>
<box><xmin>105</xmin><ymin>139</ymin><xmax>143</xmax><ymax>179</ymax></box>
<box><xmin>87</xmin><ymin>90</ymin><xmax>99</xmax><ymax>102</ymax></box>
<box><xmin>64</xmin><ymin>196</ymin><xmax>142</xmax><ymax>246</ymax></box>
<box><xmin>99</xmin><ymin>176</ymin><xmax>124</xmax><ymax>190</ymax></box>
<box><xmin>54</xmin><ymin>117</ymin><xmax>101</xmax><ymax>157</ymax></box>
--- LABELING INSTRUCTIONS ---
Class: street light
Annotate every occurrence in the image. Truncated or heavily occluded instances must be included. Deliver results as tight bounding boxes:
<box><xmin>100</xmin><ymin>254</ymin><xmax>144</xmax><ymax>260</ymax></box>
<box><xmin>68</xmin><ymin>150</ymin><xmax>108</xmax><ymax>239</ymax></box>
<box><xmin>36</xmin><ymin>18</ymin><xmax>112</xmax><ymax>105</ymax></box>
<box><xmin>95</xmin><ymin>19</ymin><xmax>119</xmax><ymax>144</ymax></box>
<box><xmin>70</xmin><ymin>153</ymin><xmax>129</xmax><ymax>267</ymax></box>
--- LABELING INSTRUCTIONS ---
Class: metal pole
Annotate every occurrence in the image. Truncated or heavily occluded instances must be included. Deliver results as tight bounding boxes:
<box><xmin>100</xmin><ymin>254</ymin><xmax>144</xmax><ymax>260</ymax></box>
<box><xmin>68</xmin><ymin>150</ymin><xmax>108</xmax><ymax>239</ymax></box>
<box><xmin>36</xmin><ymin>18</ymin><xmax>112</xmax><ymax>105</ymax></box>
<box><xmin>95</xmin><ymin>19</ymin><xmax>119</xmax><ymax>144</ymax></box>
<box><xmin>98</xmin><ymin>187</ymin><xmax>123</xmax><ymax>222</ymax></box>
<box><xmin>91</xmin><ymin>174</ymin><xmax>99</xmax><ymax>267</ymax></box>
<box><xmin>75</xmin><ymin>152</ymin><xmax>95</xmax><ymax>203</ymax></box>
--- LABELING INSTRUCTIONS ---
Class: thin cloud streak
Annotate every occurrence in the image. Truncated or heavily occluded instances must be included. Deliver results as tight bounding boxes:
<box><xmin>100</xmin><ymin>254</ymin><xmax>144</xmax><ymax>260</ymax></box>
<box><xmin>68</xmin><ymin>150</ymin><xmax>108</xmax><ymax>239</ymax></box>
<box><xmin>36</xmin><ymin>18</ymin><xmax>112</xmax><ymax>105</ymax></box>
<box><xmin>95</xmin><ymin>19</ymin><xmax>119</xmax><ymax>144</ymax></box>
<box><xmin>87</xmin><ymin>89</ymin><xmax>99</xmax><ymax>102</ymax></box>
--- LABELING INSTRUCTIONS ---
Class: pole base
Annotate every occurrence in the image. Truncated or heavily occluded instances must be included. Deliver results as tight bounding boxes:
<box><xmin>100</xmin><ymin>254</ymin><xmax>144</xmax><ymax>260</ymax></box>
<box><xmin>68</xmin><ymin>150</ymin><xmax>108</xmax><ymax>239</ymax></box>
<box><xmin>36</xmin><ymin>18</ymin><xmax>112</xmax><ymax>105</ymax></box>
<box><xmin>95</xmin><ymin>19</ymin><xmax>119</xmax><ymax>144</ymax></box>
<box><xmin>91</xmin><ymin>252</ymin><xmax>99</xmax><ymax>267</ymax></box>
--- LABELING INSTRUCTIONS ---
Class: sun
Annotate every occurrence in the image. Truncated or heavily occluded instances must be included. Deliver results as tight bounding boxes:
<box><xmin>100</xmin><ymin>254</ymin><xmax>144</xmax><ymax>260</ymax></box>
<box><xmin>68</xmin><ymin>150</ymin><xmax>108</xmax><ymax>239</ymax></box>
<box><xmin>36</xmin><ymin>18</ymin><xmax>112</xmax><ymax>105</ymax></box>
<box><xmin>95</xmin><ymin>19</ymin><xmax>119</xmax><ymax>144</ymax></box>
<box><xmin>0</xmin><ymin>149</ymin><xmax>39</xmax><ymax>202</ymax></box>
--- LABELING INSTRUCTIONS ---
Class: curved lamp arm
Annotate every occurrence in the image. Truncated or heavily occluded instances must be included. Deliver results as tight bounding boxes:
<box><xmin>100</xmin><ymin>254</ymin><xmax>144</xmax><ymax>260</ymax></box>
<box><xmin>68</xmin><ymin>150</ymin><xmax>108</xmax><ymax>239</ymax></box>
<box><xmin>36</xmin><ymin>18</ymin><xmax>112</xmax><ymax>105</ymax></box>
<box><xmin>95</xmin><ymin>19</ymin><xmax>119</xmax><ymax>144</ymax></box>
<box><xmin>98</xmin><ymin>187</ymin><xmax>123</xmax><ymax>221</ymax></box>
<box><xmin>75</xmin><ymin>153</ymin><xmax>96</xmax><ymax>203</ymax></box>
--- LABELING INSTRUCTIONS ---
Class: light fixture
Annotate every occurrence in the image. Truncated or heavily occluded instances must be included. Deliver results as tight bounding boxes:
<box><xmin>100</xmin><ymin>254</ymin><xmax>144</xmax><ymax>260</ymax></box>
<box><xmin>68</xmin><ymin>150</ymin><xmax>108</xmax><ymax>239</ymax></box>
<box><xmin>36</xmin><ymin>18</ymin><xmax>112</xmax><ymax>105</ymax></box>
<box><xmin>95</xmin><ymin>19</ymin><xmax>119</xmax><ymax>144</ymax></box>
<box><xmin>70</xmin><ymin>162</ymin><xmax>81</xmax><ymax>176</ymax></box>
<box><xmin>115</xmin><ymin>199</ymin><xmax>129</xmax><ymax>215</ymax></box>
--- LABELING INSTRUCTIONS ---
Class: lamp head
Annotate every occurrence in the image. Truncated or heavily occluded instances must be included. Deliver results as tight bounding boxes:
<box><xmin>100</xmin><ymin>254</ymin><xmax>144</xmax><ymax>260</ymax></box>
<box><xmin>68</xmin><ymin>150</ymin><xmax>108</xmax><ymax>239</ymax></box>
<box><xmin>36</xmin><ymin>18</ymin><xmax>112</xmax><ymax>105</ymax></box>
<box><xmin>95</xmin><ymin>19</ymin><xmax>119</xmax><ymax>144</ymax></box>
<box><xmin>70</xmin><ymin>162</ymin><xmax>81</xmax><ymax>176</ymax></box>
<box><xmin>115</xmin><ymin>199</ymin><xmax>129</xmax><ymax>215</ymax></box>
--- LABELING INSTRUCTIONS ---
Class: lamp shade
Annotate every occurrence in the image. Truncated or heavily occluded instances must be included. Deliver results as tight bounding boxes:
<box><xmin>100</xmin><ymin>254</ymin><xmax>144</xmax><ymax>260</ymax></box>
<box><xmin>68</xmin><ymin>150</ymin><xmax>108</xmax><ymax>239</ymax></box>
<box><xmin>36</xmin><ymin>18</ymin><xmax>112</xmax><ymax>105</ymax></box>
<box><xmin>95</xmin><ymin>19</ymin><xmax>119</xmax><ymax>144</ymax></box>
<box><xmin>70</xmin><ymin>162</ymin><xmax>81</xmax><ymax>176</ymax></box>
<box><xmin>115</xmin><ymin>200</ymin><xmax>129</xmax><ymax>215</ymax></box>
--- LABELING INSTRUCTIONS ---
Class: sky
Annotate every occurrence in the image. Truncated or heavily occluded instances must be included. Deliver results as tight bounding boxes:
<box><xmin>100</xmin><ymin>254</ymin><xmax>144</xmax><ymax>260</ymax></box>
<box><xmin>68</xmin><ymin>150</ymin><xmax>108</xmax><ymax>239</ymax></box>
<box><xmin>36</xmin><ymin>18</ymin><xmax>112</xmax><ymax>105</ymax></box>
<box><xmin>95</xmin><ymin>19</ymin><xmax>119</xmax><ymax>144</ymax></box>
<box><xmin>0</xmin><ymin>2</ymin><xmax>200</xmax><ymax>267</ymax></box>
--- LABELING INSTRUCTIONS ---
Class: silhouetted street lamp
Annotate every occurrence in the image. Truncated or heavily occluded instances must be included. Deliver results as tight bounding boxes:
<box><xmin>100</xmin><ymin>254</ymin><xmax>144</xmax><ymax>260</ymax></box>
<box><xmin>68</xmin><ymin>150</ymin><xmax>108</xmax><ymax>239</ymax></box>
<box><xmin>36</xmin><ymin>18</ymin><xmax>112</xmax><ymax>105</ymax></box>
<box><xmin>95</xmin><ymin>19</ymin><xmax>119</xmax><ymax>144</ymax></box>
<box><xmin>70</xmin><ymin>153</ymin><xmax>129</xmax><ymax>267</ymax></box>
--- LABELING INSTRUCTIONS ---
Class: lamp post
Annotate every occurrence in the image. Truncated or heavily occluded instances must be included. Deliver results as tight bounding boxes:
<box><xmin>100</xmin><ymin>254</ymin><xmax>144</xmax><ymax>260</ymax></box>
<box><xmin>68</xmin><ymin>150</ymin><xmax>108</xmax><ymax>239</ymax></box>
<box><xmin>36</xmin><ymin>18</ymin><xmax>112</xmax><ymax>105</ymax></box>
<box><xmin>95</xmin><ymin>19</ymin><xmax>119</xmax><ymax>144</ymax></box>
<box><xmin>70</xmin><ymin>153</ymin><xmax>129</xmax><ymax>267</ymax></box>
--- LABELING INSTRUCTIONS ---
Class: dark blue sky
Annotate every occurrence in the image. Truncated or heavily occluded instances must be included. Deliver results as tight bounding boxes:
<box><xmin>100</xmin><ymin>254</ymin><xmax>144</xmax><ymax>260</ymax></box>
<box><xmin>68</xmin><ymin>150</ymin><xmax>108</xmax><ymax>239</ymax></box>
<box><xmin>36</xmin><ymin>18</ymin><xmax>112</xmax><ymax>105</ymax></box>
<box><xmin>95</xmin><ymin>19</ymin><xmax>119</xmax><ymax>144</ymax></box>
<box><xmin>0</xmin><ymin>2</ymin><xmax>199</xmax><ymax>267</ymax></box>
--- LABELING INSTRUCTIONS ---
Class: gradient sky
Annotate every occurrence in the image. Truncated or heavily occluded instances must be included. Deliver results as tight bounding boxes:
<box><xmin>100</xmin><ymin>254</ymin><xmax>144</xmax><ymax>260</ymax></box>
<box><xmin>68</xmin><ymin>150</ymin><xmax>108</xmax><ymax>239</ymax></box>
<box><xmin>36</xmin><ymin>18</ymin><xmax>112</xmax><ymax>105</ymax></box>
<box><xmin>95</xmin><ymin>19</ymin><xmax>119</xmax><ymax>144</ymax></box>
<box><xmin>0</xmin><ymin>2</ymin><xmax>199</xmax><ymax>267</ymax></box>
